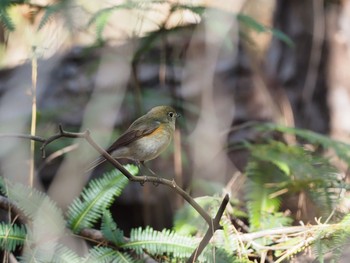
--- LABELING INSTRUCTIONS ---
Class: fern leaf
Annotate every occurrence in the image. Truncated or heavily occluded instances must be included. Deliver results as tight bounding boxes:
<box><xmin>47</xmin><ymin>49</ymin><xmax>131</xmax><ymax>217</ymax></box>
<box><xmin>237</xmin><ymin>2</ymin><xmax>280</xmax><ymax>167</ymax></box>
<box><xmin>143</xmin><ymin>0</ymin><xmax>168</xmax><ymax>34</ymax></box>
<box><xmin>0</xmin><ymin>8</ymin><xmax>15</xmax><ymax>31</ymax></box>
<box><xmin>38</xmin><ymin>2</ymin><xmax>65</xmax><ymax>30</ymax></box>
<box><xmin>88</xmin><ymin>2</ymin><xmax>140</xmax><ymax>42</ymax></box>
<box><xmin>173</xmin><ymin>196</ymin><xmax>222</xmax><ymax>236</ymax></box>
<box><xmin>101</xmin><ymin>209</ymin><xmax>124</xmax><ymax>245</ymax></box>
<box><xmin>247</xmin><ymin>140</ymin><xmax>342</xmax><ymax>216</ymax></box>
<box><xmin>1</xmin><ymin>180</ymin><xmax>65</xmax><ymax>238</ymax></box>
<box><xmin>245</xmin><ymin>160</ymin><xmax>292</xmax><ymax>231</ymax></box>
<box><xmin>237</xmin><ymin>14</ymin><xmax>294</xmax><ymax>47</ymax></box>
<box><xmin>52</xmin><ymin>245</ymin><xmax>82</xmax><ymax>263</ymax></box>
<box><xmin>201</xmin><ymin>246</ymin><xmax>239</xmax><ymax>263</ymax></box>
<box><xmin>124</xmin><ymin>226</ymin><xmax>197</xmax><ymax>259</ymax></box>
<box><xmin>0</xmin><ymin>223</ymin><xmax>26</xmax><ymax>251</ymax></box>
<box><xmin>85</xmin><ymin>247</ymin><xmax>135</xmax><ymax>263</ymax></box>
<box><xmin>312</xmin><ymin>221</ymin><xmax>350</xmax><ymax>263</ymax></box>
<box><xmin>259</xmin><ymin>123</ymin><xmax>350</xmax><ymax>165</ymax></box>
<box><xmin>67</xmin><ymin>165</ymin><xmax>136</xmax><ymax>233</ymax></box>
<box><xmin>20</xmin><ymin>242</ymin><xmax>82</xmax><ymax>263</ymax></box>
<box><xmin>125</xmin><ymin>226</ymin><xmax>236</xmax><ymax>262</ymax></box>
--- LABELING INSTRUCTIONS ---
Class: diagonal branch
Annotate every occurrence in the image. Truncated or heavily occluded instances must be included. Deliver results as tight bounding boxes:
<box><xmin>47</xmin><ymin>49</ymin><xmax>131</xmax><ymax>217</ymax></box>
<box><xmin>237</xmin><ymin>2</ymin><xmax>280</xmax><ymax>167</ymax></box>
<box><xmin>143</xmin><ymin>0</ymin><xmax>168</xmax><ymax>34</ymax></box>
<box><xmin>187</xmin><ymin>194</ymin><xmax>229</xmax><ymax>263</ymax></box>
<box><xmin>0</xmin><ymin>195</ymin><xmax>27</xmax><ymax>224</ymax></box>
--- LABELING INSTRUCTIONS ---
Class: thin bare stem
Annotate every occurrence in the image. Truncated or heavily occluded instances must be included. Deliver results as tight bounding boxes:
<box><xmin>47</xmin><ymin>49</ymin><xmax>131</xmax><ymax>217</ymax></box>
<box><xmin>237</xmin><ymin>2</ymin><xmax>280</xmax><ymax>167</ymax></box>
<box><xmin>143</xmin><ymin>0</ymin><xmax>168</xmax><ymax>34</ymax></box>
<box><xmin>29</xmin><ymin>48</ymin><xmax>38</xmax><ymax>187</ymax></box>
<box><xmin>187</xmin><ymin>194</ymin><xmax>229</xmax><ymax>263</ymax></box>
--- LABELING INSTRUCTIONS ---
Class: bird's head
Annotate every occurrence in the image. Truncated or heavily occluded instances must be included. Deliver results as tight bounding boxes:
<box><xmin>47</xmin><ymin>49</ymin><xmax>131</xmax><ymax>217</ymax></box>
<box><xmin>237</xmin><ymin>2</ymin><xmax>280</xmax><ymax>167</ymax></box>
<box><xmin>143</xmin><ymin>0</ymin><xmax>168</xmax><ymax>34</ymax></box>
<box><xmin>147</xmin><ymin>105</ymin><xmax>180</xmax><ymax>125</ymax></box>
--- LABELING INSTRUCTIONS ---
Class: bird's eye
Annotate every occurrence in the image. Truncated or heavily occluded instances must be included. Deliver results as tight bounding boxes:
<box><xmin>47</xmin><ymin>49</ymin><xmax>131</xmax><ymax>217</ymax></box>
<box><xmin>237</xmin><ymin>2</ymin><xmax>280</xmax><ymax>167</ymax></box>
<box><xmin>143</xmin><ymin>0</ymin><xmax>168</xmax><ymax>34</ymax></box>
<box><xmin>168</xmin><ymin>112</ymin><xmax>174</xmax><ymax>118</ymax></box>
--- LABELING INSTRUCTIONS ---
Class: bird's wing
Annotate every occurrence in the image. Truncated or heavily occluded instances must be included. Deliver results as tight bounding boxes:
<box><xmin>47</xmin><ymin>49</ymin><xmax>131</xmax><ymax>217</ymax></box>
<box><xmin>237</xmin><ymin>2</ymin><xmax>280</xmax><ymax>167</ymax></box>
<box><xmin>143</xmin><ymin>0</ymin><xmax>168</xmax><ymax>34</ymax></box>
<box><xmin>86</xmin><ymin>117</ymin><xmax>160</xmax><ymax>173</ymax></box>
<box><xmin>106</xmin><ymin>120</ymin><xmax>160</xmax><ymax>153</ymax></box>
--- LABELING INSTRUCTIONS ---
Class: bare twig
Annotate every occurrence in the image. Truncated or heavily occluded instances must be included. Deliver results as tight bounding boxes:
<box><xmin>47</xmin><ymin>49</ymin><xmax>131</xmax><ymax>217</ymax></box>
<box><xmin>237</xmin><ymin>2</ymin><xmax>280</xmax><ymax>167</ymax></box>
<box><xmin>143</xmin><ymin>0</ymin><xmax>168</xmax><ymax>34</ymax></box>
<box><xmin>0</xmin><ymin>133</ymin><xmax>45</xmax><ymax>143</ymax></box>
<box><xmin>37</xmin><ymin>143</ymin><xmax>79</xmax><ymax>171</ymax></box>
<box><xmin>187</xmin><ymin>194</ymin><xmax>229</xmax><ymax>263</ymax></box>
<box><xmin>29</xmin><ymin>48</ymin><xmax>38</xmax><ymax>187</ymax></box>
<box><xmin>77</xmin><ymin>228</ymin><xmax>129</xmax><ymax>249</ymax></box>
<box><xmin>0</xmin><ymin>195</ymin><xmax>27</xmax><ymax>224</ymax></box>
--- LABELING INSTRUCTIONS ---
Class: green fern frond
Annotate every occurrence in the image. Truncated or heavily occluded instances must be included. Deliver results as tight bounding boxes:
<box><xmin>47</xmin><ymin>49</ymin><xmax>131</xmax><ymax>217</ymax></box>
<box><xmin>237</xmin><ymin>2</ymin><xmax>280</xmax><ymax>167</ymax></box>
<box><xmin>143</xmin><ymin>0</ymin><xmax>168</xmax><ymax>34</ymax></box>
<box><xmin>201</xmin><ymin>246</ymin><xmax>238</xmax><ymax>263</ymax></box>
<box><xmin>66</xmin><ymin>165</ymin><xmax>136</xmax><ymax>233</ymax></box>
<box><xmin>0</xmin><ymin>223</ymin><xmax>26</xmax><ymax>251</ymax></box>
<box><xmin>340</xmin><ymin>213</ymin><xmax>350</xmax><ymax>225</ymax></box>
<box><xmin>101</xmin><ymin>209</ymin><xmax>124</xmax><ymax>245</ymax></box>
<box><xmin>248</xmin><ymin>140</ymin><xmax>337</xmax><ymax>180</ymax></box>
<box><xmin>38</xmin><ymin>1</ymin><xmax>67</xmax><ymax>30</ymax></box>
<box><xmin>216</xmin><ymin>216</ymin><xmax>240</xmax><ymax>253</ymax></box>
<box><xmin>0</xmin><ymin>8</ymin><xmax>15</xmax><ymax>31</ymax></box>
<box><xmin>88</xmin><ymin>2</ymin><xmax>141</xmax><ymax>42</ymax></box>
<box><xmin>1</xmin><ymin>180</ymin><xmax>65</xmax><ymax>237</ymax></box>
<box><xmin>124</xmin><ymin>226</ymin><xmax>197</xmax><ymax>259</ymax></box>
<box><xmin>259</xmin><ymin>123</ymin><xmax>350</xmax><ymax>165</ymax></box>
<box><xmin>246</xmin><ymin>140</ymin><xmax>343</xmax><ymax>216</ymax></box>
<box><xmin>85</xmin><ymin>247</ymin><xmax>135</xmax><ymax>263</ymax></box>
<box><xmin>124</xmin><ymin>226</ymin><xmax>235</xmax><ymax>262</ymax></box>
<box><xmin>245</xmin><ymin>159</ymin><xmax>292</xmax><ymax>231</ymax></box>
<box><xmin>52</xmin><ymin>245</ymin><xmax>82</xmax><ymax>263</ymax></box>
<box><xmin>237</xmin><ymin>14</ymin><xmax>294</xmax><ymax>47</ymax></box>
<box><xmin>19</xmin><ymin>242</ymin><xmax>82</xmax><ymax>263</ymax></box>
<box><xmin>173</xmin><ymin>196</ymin><xmax>222</xmax><ymax>236</ymax></box>
<box><xmin>312</xmin><ymin>222</ymin><xmax>350</xmax><ymax>263</ymax></box>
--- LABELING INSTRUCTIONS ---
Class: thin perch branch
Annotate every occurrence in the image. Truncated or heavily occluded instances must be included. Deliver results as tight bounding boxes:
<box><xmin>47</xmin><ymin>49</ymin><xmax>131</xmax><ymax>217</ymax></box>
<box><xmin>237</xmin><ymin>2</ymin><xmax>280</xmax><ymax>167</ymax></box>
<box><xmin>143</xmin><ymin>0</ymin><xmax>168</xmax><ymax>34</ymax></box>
<box><xmin>187</xmin><ymin>194</ymin><xmax>229</xmax><ymax>263</ymax></box>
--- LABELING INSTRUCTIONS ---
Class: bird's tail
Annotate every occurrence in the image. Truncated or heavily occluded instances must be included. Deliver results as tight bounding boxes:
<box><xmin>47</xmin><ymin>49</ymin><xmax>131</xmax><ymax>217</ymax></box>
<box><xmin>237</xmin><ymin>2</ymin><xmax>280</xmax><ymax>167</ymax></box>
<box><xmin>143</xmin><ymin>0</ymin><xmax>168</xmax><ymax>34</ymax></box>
<box><xmin>85</xmin><ymin>156</ymin><xmax>107</xmax><ymax>173</ymax></box>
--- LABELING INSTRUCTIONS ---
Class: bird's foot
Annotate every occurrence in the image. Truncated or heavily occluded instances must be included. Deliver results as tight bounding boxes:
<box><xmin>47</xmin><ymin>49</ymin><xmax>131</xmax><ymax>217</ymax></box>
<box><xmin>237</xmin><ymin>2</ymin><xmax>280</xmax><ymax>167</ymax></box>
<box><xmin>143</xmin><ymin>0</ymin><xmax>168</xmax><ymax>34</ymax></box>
<box><xmin>140</xmin><ymin>175</ymin><xmax>148</xmax><ymax>186</ymax></box>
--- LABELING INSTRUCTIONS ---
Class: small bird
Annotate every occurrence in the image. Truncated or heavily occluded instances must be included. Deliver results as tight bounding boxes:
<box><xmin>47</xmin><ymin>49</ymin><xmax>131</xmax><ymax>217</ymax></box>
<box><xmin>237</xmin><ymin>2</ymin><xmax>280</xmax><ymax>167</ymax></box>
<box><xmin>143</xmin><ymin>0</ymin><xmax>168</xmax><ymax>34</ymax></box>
<box><xmin>88</xmin><ymin>105</ymin><xmax>180</xmax><ymax>172</ymax></box>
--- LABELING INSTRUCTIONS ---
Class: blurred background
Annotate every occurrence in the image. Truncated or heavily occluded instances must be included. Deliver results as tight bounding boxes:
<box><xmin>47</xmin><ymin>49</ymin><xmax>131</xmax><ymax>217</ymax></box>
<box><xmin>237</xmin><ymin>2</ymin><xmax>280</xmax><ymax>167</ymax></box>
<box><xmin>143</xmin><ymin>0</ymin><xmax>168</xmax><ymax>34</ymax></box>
<box><xmin>1</xmin><ymin>0</ymin><xmax>350</xmax><ymax>260</ymax></box>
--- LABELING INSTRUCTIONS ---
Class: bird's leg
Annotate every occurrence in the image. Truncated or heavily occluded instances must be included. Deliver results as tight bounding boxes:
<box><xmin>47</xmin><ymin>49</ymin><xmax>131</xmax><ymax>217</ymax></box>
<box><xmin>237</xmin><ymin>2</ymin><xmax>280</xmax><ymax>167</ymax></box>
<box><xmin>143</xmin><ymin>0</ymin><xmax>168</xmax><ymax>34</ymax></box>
<box><xmin>135</xmin><ymin>160</ymin><xmax>142</xmax><ymax>175</ymax></box>
<box><xmin>140</xmin><ymin>161</ymin><xmax>160</xmax><ymax>186</ymax></box>
<box><xmin>140</xmin><ymin>161</ymin><xmax>157</xmax><ymax>177</ymax></box>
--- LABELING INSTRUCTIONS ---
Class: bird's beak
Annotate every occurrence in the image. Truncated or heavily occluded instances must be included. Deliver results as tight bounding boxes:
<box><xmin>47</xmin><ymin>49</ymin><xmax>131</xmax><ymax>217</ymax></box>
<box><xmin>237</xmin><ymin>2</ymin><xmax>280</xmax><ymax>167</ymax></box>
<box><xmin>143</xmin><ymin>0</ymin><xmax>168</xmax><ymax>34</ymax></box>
<box><xmin>176</xmin><ymin>113</ymin><xmax>181</xmax><ymax>118</ymax></box>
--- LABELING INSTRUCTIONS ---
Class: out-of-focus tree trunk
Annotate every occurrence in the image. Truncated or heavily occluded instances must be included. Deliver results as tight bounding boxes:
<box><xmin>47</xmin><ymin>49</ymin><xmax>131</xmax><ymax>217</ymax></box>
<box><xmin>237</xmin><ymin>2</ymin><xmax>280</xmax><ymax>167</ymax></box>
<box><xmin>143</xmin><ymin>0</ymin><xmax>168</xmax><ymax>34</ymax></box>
<box><xmin>265</xmin><ymin>0</ymin><xmax>330</xmax><ymax>134</ymax></box>
<box><xmin>328</xmin><ymin>1</ymin><xmax>350</xmax><ymax>143</ymax></box>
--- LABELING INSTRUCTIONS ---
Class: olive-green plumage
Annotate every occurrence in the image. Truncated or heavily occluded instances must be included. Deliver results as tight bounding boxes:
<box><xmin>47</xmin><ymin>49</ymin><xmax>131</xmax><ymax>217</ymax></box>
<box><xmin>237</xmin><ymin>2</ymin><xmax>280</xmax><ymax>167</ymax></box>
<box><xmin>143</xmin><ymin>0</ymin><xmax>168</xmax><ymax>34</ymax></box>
<box><xmin>88</xmin><ymin>105</ymin><xmax>179</xmax><ymax>170</ymax></box>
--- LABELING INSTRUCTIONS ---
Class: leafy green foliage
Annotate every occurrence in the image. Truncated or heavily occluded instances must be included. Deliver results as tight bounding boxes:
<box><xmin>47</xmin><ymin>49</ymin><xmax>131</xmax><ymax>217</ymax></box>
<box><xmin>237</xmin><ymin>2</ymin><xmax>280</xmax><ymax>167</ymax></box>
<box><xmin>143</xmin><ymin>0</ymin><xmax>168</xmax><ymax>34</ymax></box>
<box><xmin>245</xmin><ymin>158</ymin><xmax>291</xmax><ymax>231</ymax></box>
<box><xmin>101</xmin><ymin>209</ymin><xmax>124</xmax><ymax>245</ymax></box>
<box><xmin>85</xmin><ymin>247</ymin><xmax>135</xmax><ymax>263</ymax></box>
<box><xmin>0</xmin><ymin>0</ymin><xmax>15</xmax><ymax>31</ymax></box>
<box><xmin>124</xmin><ymin>226</ymin><xmax>197</xmax><ymax>260</ymax></box>
<box><xmin>312</xmin><ymin>214</ymin><xmax>350</xmax><ymax>262</ymax></box>
<box><xmin>0</xmin><ymin>179</ymin><xmax>66</xmax><ymax>238</ymax></box>
<box><xmin>237</xmin><ymin>14</ymin><xmax>294</xmax><ymax>47</ymax></box>
<box><xmin>20</xmin><ymin>244</ymin><xmax>82</xmax><ymax>263</ymax></box>
<box><xmin>87</xmin><ymin>1</ymin><xmax>293</xmax><ymax>50</ymax></box>
<box><xmin>244</xmin><ymin>139</ymin><xmax>343</xmax><ymax>230</ymax></box>
<box><xmin>88</xmin><ymin>2</ymin><xmax>142</xmax><ymax>42</ymax></box>
<box><xmin>38</xmin><ymin>2</ymin><xmax>65</xmax><ymax>31</ymax></box>
<box><xmin>51</xmin><ymin>246</ymin><xmax>82</xmax><ymax>263</ymax></box>
<box><xmin>66</xmin><ymin>165</ymin><xmax>136</xmax><ymax>232</ymax></box>
<box><xmin>0</xmin><ymin>223</ymin><xmax>26</xmax><ymax>251</ymax></box>
<box><xmin>174</xmin><ymin>196</ymin><xmax>222</xmax><ymax>235</ymax></box>
<box><xmin>258</xmin><ymin>123</ymin><xmax>350</xmax><ymax>164</ymax></box>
